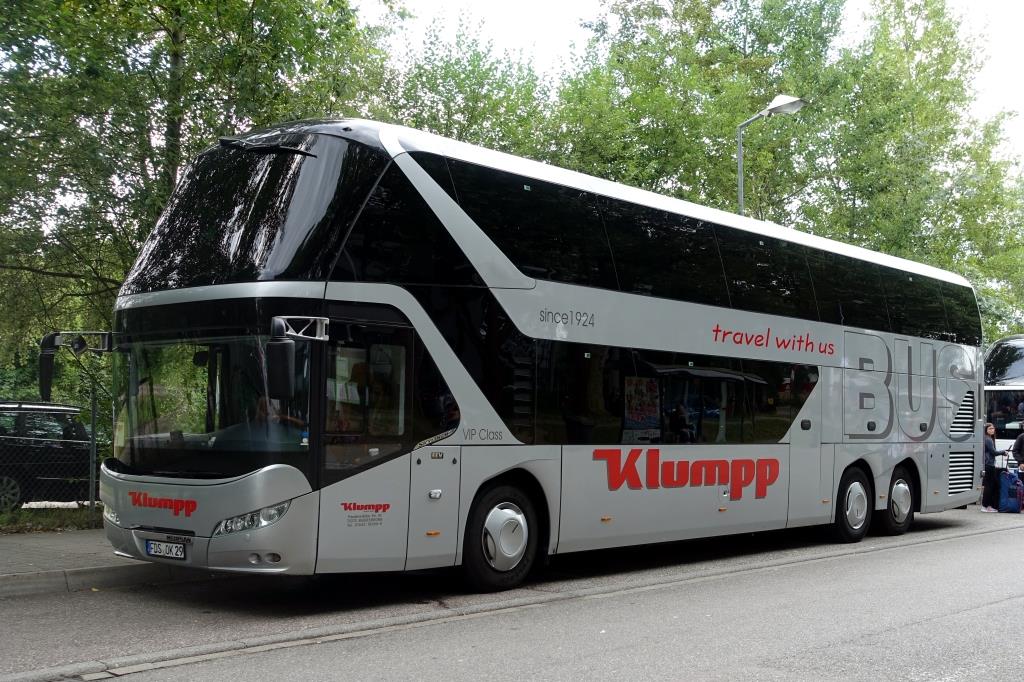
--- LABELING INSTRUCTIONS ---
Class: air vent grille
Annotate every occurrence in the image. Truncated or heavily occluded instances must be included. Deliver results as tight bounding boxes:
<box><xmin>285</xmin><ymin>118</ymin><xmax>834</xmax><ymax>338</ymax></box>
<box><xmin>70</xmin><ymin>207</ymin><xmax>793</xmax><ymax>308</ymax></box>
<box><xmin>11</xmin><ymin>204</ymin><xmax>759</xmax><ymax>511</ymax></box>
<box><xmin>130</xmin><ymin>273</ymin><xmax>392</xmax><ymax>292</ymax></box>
<box><xmin>950</xmin><ymin>391</ymin><xmax>975</xmax><ymax>435</ymax></box>
<box><xmin>948</xmin><ymin>451</ymin><xmax>976</xmax><ymax>494</ymax></box>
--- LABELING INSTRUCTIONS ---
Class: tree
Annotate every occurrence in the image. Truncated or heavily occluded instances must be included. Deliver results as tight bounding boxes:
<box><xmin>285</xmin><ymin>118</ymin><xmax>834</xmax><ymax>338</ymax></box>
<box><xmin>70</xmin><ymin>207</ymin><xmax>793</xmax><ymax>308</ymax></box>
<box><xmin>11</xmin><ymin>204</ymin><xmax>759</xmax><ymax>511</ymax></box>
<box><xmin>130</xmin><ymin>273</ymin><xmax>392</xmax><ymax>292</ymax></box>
<box><xmin>381</xmin><ymin>20</ymin><xmax>551</xmax><ymax>157</ymax></box>
<box><xmin>0</xmin><ymin>0</ymin><xmax>386</xmax><ymax>409</ymax></box>
<box><xmin>547</xmin><ymin>0</ymin><xmax>843</xmax><ymax>217</ymax></box>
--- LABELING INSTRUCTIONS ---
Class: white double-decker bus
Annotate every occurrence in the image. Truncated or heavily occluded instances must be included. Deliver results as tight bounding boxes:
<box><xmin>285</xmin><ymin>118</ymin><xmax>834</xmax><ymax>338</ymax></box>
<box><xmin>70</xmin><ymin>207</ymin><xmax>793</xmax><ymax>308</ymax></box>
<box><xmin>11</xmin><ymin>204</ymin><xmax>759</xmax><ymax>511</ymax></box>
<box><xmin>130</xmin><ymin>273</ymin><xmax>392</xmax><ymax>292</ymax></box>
<box><xmin>100</xmin><ymin>120</ymin><xmax>983</xmax><ymax>590</ymax></box>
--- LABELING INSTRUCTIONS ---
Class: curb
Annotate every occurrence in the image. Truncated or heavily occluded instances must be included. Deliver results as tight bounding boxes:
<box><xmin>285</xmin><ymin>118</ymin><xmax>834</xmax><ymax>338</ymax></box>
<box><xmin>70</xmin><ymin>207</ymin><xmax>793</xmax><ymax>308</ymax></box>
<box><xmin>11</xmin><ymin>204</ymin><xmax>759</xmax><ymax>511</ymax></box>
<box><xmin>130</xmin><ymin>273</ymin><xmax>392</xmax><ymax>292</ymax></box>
<box><xmin>0</xmin><ymin>562</ymin><xmax>217</xmax><ymax>598</ymax></box>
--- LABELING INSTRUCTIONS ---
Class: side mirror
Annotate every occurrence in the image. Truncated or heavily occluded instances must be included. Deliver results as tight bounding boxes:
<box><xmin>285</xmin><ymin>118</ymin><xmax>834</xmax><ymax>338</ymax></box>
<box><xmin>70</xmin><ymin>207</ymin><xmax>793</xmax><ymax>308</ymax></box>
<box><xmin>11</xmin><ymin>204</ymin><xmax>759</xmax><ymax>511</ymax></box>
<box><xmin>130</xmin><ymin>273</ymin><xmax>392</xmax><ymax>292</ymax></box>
<box><xmin>266</xmin><ymin>318</ymin><xmax>295</xmax><ymax>400</ymax></box>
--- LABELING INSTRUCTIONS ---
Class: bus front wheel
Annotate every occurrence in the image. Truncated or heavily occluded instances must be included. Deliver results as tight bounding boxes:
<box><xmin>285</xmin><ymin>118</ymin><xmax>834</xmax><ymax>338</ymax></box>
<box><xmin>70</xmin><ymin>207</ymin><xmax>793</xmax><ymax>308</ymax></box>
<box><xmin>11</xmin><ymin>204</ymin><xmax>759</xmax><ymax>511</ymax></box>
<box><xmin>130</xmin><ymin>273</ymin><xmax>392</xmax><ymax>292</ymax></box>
<box><xmin>832</xmin><ymin>467</ymin><xmax>871</xmax><ymax>542</ymax></box>
<box><xmin>463</xmin><ymin>484</ymin><xmax>538</xmax><ymax>592</ymax></box>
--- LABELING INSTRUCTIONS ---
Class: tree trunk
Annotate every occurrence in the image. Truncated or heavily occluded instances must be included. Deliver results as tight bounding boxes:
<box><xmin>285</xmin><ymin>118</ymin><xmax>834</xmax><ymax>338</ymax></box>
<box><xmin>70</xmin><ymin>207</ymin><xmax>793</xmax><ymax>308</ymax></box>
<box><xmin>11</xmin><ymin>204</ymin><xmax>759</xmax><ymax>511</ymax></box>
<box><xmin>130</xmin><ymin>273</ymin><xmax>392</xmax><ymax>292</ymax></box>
<box><xmin>163</xmin><ymin>6</ymin><xmax>185</xmax><ymax>197</ymax></box>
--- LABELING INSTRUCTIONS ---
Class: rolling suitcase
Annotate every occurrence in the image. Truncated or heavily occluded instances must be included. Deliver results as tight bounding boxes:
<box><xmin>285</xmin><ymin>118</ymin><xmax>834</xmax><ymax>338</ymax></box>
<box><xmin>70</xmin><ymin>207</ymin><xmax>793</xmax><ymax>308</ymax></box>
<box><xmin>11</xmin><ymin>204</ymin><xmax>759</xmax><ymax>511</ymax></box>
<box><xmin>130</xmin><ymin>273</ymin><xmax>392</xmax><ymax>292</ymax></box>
<box><xmin>998</xmin><ymin>470</ymin><xmax>1022</xmax><ymax>513</ymax></box>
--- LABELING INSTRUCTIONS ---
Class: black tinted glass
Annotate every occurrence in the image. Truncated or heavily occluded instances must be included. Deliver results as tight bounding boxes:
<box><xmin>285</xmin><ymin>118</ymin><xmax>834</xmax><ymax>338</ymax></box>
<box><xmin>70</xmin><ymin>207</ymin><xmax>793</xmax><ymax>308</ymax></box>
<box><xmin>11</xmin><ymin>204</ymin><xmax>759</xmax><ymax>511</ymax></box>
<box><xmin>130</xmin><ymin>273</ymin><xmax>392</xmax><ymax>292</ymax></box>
<box><xmin>986</xmin><ymin>389</ymin><xmax>1024</xmax><ymax>441</ymax></box>
<box><xmin>332</xmin><ymin>164</ymin><xmax>482</xmax><ymax>286</ymax></box>
<box><xmin>535</xmin><ymin>341</ymin><xmax>630</xmax><ymax>445</ymax></box>
<box><xmin>413</xmin><ymin>338</ymin><xmax>461</xmax><ymax>444</ymax></box>
<box><xmin>408</xmin><ymin>151</ymin><xmax>458</xmax><ymax>198</ymax></box>
<box><xmin>22</xmin><ymin>413</ymin><xmax>68</xmax><ymax>440</ymax></box>
<box><xmin>739</xmin><ymin>360</ymin><xmax>818</xmax><ymax>443</ymax></box>
<box><xmin>599</xmin><ymin>199</ymin><xmax>730</xmax><ymax>306</ymax></box>
<box><xmin>122</xmin><ymin>135</ymin><xmax>389</xmax><ymax>295</ymax></box>
<box><xmin>986</xmin><ymin>340</ymin><xmax>1024</xmax><ymax>384</ymax></box>
<box><xmin>941</xmin><ymin>282</ymin><xmax>982</xmax><ymax>347</ymax></box>
<box><xmin>408</xmin><ymin>286</ymin><xmax>535</xmax><ymax>444</ymax></box>
<box><xmin>633</xmin><ymin>349</ymin><xmax>744</xmax><ymax>444</ymax></box>
<box><xmin>805</xmin><ymin>251</ymin><xmax>890</xmax><ymax>331</ymax></box>
<box><xmin>445</xmin><ymin>158</ymin><xmax>618</xmax><ymax>288</ymax></box>
<box><xmin>880</xmin><ymin>269</ymin><xmax>949</xmax><ymax>339</ymax></box>
<box><xmin>716</xmin><ymin>230</ymin><xmax>819</xmax><ymax>321</ymax></box>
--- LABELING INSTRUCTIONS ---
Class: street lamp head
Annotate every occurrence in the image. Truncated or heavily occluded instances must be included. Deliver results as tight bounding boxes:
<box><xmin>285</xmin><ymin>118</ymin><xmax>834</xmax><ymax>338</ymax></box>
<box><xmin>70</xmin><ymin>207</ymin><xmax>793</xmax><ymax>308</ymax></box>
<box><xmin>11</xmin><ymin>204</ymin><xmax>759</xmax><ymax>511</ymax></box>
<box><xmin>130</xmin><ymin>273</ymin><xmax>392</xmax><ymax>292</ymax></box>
<box><xmin>764</xmin><ymin>94</ymin><xmax>807</xmax><ymax>116</ymax></box>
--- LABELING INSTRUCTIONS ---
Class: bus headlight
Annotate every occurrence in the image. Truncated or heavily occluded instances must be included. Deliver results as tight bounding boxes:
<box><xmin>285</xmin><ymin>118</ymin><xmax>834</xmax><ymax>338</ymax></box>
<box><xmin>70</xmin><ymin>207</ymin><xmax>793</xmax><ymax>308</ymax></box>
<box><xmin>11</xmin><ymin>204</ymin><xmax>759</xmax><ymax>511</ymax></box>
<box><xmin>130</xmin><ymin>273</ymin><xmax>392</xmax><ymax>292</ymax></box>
<box><xmin>102</xmin><ymin>505</ymin><xmax>120</xmax><ymax>525</ymax></box>
<box><xmin>212</xmin><ymin>501</ymin><xmax>291</xmax><ymax>537</ymax></box>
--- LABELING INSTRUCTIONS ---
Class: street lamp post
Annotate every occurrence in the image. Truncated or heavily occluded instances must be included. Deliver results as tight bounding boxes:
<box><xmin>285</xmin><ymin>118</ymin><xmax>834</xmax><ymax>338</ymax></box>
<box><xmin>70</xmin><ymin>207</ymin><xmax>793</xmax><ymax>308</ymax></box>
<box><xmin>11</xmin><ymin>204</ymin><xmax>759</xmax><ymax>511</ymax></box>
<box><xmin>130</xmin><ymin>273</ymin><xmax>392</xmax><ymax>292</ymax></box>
<box><xmin>736</xmin><ymin>94</ymin><xmax>807</xmax><ymax>216</ymax></box>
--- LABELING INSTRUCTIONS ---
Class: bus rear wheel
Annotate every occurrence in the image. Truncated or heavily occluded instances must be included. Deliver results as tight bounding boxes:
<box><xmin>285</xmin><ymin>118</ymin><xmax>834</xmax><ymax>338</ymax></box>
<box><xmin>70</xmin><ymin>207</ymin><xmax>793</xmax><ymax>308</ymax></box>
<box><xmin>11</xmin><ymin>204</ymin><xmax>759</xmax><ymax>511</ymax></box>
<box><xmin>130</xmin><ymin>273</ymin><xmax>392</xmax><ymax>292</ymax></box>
<box><xmin>876</xmin><ymin>465</ymin><xmax>915</xmax><ymax>535</ymax></box>
<box><xmin>832</xmin><ymin>467</ymin><xmax>871</xmax><ymax>542</ymax></box>
<box><xmin>463</xmin><ymin>484</ymin><xmax>538</xmax><ymax>592</ymax></box>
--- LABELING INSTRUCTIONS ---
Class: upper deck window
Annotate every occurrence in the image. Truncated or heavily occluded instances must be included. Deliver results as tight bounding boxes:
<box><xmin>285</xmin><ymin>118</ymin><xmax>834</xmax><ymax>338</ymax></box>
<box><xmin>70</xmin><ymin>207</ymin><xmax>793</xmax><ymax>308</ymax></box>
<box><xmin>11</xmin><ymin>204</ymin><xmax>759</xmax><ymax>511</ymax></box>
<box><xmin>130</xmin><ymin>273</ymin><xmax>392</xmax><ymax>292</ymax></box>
<box><xmin>332</xmin><ymin>163</ymin><xmax>482</xmax><ymax>286</ymax></box>
<box><xmin>121</xmin><ymin>134</ymin><xmax>389</xmax><ymax>295</ymax></box>
<box><xmin>715</xmin><ymin>230</ymin><xmax>819</xmax><ymax>320</ymax></box>
<box><xmin>438</xmin><ymin>156</ymin><xmax>619</xmax><ymax>289</ymax></box>
<box><xmin>598</xmin><ymin>199</ymin><xmax>730</xmax><ymax>307</ymax></box>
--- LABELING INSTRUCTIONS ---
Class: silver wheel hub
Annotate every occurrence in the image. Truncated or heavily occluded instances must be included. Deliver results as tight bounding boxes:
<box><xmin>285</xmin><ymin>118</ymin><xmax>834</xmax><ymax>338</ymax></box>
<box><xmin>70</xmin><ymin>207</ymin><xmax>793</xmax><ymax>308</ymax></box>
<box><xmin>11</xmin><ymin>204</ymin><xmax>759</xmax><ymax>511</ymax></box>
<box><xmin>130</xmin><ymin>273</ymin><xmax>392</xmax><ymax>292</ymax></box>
<box><xmin>844</xmin><ymin>481</ymin><xmax>868</xmax><ymax>530</ymax></box>
<box><xmin>481</xmin><ymin>502</ymin><xmax>528</xmax><ymax>572</ymax></box>
<box><xmin>890</xmin><ymin>479</ymin><xmax>912</xmax><ymax>524</ymax></box>
<box><xmin>0</xmin><ymin>476</ymin><xmax>21</xmax><ymax>511</ymax></box>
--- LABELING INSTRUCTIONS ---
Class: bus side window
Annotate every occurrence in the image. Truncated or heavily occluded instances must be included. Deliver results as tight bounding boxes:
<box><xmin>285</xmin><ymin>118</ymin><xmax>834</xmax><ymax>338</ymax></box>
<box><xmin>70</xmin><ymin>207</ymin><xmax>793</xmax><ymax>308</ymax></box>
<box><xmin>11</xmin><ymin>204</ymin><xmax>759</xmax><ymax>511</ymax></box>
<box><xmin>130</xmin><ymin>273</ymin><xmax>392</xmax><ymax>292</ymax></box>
<box><xmin>322</xmin><ymin>325</ymin><xmax>411</xmax><ymax>480</ymax></box>
<box><xmin>413</xmin><ymin>338</ymin><xmax>460</xmax><ymax>440</ymax></box>
<box><xmin>366</xmin><ymin>343</ymin><xmax>406</xmax><ymax>437</ymax></box>
<box><xmin>322</xmin><ymin>322</ymin><xmax>460</xmax><ymax>484</ymax></box>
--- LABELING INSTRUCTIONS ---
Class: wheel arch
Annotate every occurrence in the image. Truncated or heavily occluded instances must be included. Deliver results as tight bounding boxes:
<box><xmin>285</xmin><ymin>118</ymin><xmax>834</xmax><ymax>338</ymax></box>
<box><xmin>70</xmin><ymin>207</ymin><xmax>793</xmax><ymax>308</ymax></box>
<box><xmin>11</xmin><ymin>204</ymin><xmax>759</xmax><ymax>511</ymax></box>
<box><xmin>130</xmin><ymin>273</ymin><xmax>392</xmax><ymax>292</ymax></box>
<box><xmin>460</xmin><ymin>467</ymin><xmax>551</xmax><ymax>567</ymax></box>
<box><xmin>842</xmin><ymin>459</ymin><xmax>875</xmax><ymax>502</ymax></box>
<box><xmin>893</xmin><ymin>457</ymin><xmax>922</xmax><ymax>513</ymax></box>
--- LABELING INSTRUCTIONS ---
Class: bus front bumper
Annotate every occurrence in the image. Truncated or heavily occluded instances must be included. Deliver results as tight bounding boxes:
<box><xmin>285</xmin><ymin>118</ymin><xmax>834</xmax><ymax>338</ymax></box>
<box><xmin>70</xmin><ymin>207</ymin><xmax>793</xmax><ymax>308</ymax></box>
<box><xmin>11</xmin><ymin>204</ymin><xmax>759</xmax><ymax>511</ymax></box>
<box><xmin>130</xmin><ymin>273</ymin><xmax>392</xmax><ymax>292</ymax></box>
<box><xmin>104</xmin><ymin>492</ymin><xmax>319</xmax><ymax>574</ymax></box>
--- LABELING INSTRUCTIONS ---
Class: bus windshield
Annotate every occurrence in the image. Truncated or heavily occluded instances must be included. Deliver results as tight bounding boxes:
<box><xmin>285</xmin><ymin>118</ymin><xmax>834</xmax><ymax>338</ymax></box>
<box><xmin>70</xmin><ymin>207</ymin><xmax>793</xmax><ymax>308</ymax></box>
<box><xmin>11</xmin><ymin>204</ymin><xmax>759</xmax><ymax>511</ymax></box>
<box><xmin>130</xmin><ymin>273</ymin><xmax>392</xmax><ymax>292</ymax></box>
<box><xmin>111</xmin><ymin>335</ymin><xmax>313</xmax><ymax>480</ymax></box>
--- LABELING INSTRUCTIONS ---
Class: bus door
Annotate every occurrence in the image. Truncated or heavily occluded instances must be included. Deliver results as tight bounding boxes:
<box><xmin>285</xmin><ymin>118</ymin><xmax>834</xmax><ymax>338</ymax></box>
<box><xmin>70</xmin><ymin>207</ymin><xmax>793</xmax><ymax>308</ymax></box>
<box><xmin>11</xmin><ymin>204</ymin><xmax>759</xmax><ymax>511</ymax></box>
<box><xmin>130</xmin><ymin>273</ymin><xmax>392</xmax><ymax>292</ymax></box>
<box><xmin>787</xmin><ymin>382</ymin><xmax>830</xmax><ymax>526</ymax></box>
<box><xmin>316</xmin><ymin>320</ymin><xmax>414</xmax><ymax>573</ymax></box>
<box><xmin>406</xmin><ymin>443</ymin><xmax>460</xmax><ymax>570</ymax></box>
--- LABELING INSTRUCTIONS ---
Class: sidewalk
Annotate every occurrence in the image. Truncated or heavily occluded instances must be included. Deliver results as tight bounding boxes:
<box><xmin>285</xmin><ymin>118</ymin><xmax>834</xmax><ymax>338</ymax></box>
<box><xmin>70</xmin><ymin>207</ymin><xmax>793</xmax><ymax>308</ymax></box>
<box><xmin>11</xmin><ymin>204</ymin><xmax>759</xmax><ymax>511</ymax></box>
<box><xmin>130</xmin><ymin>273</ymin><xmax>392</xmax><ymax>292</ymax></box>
<box><xmin>0</xmin><ymin>529</ymin><xmax>212</xmax><ymax>598</ymax></box>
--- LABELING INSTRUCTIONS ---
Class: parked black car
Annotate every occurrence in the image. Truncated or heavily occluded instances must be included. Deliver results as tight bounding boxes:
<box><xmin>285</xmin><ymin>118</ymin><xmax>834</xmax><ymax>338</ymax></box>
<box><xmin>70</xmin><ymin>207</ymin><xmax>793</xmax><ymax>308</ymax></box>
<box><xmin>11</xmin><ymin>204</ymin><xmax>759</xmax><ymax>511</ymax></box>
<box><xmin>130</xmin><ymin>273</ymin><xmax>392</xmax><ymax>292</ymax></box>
<box><xmin>0</xmin><ymin>402</ymin><xmax>91</xmax><ymax>511</ymax></box>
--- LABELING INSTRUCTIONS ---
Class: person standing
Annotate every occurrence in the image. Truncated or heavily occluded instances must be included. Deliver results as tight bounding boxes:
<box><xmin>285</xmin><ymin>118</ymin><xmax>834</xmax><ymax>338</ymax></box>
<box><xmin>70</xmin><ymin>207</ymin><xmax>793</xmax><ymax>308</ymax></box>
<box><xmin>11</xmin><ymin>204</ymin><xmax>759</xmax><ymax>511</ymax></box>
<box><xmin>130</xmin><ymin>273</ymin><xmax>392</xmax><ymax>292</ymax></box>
<box><xmin>982</xmin><ymin>423</ymin><xmax>1001</xmax><ymax>512</ymax></box>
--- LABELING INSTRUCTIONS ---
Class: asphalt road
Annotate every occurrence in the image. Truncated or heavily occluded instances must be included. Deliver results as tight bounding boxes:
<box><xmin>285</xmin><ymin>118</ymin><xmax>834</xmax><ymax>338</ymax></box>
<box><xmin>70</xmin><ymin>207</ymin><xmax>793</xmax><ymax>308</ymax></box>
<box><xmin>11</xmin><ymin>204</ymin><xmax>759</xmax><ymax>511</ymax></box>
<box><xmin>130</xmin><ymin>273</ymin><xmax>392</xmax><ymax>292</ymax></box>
<box><xmin>3</xmin><ymin>508</ymin><xmax>1024</xmax><ymax>681</ymax></box>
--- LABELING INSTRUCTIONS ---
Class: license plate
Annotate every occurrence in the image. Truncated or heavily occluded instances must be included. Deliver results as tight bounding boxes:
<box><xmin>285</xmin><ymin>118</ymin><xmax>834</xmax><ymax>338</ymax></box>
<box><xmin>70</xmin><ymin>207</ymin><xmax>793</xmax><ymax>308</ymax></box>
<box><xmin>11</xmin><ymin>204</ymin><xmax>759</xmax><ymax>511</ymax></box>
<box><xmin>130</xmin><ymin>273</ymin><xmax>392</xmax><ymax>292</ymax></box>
<box><xmin>145</xmin><ymin>540</ymin><xmax>185</xmax><ymax>560</ymax></box>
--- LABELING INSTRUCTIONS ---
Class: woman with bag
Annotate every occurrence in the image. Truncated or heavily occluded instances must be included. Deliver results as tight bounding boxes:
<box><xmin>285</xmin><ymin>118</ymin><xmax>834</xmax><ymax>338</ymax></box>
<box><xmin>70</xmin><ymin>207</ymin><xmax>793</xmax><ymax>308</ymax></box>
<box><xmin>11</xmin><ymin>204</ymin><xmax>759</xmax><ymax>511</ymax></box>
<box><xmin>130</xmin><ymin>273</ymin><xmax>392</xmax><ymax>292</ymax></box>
<box><xmin>982</xmin><ymin>423</ymin><xmax>1000</xmax><ymax>512</ymax></box>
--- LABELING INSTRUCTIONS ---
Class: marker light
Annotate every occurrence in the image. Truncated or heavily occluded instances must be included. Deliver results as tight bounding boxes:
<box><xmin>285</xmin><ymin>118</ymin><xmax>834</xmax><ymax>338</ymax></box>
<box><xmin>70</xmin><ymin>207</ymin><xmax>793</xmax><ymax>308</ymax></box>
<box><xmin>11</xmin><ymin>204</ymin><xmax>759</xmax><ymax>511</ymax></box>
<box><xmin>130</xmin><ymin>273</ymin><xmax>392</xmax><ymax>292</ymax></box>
<box><xmin>212</xmin><ymin>501</ymin><xmax>291</xmax><ymax>537</ymax></box>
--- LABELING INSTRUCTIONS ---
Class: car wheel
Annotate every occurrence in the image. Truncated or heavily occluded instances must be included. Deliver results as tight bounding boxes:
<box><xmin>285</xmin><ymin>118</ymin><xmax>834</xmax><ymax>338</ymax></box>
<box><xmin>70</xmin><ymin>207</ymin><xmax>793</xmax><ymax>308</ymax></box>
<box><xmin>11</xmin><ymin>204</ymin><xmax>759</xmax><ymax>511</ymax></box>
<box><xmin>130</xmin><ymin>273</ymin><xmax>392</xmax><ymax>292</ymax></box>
<box><xmin>876</xmin><ymin>465</ymin><xmax>915</xmax><ymax>535</ymax></box>
<box><xmin>832</xmin><ymin>467</ymin><xmax>872</xmax><ymax>542</ymax></box>
<box><xmin>463</xmin><ymin>484</ymin><xmax>539</xmax><ymax>592</ymax></box>
<box><xmin>0</xmin><ymin>474</ymin><xmax>25</xmax><ymax>512</ymax></box>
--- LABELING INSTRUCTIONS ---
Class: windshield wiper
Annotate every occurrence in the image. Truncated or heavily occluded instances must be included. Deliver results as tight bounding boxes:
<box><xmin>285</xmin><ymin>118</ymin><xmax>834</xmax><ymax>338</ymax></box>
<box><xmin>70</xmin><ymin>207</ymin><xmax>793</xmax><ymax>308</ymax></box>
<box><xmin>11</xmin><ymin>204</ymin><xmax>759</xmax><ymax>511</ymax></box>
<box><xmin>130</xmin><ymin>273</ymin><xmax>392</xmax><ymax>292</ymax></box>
<box><xmin>218</xmin><ymin>137</ymin><xmax>317</xmax><ymax>158</ymax></box>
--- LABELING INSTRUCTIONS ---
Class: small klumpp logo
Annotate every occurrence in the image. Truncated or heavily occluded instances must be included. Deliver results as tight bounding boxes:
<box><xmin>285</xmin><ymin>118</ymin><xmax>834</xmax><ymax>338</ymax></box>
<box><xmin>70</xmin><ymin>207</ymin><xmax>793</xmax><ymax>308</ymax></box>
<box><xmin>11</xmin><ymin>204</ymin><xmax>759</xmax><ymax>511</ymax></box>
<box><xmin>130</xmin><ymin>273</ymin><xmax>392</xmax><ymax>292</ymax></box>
<box><xmin>341</xmin><ymin>502</ymin><xmax>391</xmax><ymax>513</ymax></box>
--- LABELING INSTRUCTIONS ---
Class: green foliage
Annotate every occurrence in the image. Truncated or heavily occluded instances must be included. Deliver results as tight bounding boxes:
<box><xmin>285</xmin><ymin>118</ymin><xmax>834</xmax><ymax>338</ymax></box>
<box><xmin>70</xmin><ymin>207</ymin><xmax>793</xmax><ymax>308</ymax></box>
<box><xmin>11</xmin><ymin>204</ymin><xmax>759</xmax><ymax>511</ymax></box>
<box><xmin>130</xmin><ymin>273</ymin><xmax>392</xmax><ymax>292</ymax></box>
<box><xmin>545</xmin><ymin>0</ymin><xmax>844</xmax><ymax>213</ymax></box>
<box><xmin>378</xmin><ymin>20</ymin><xmax>551</xmax><ymax>156</ymax></box>
<box><xmin>0</xmin><ymin>506</ymin><xmax>103</xmax><ymax>534</ymax></box>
